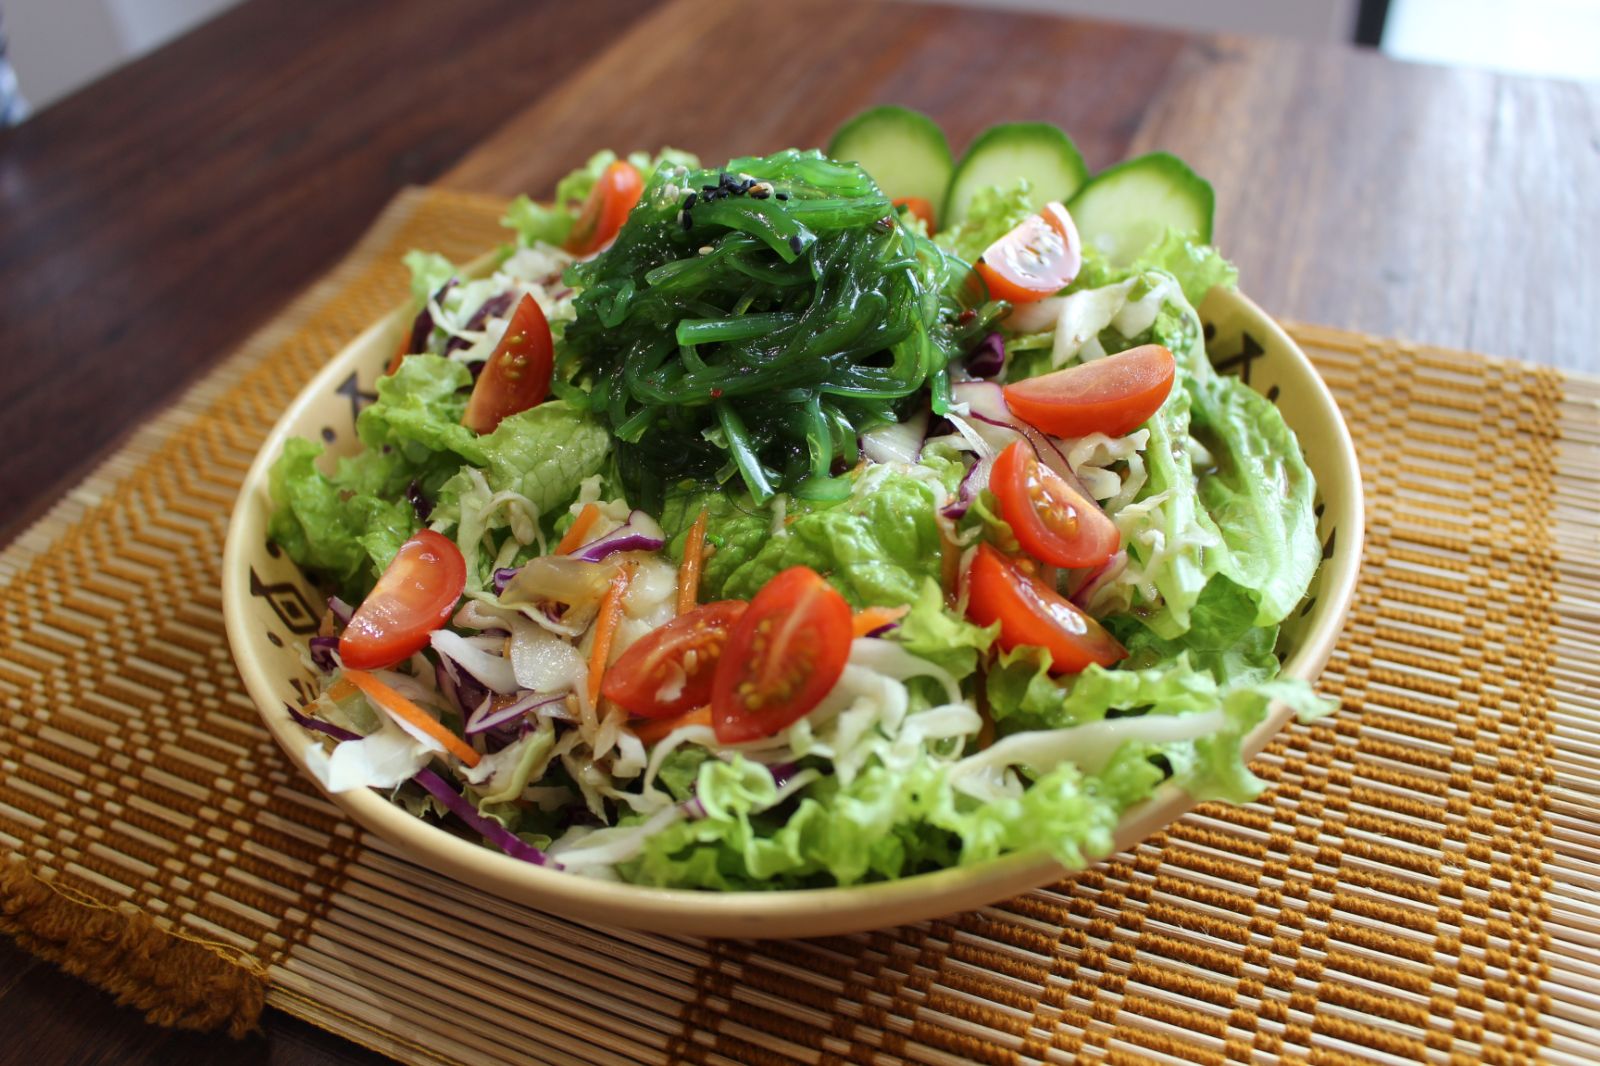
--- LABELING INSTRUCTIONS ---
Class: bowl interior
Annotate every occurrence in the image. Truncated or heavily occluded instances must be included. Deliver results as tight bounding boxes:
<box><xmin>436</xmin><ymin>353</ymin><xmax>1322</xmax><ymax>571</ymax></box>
<box><xmin>223</xmin><ymin>282</ymin><xmax>1362</xmax><ymax>938</ymax></box>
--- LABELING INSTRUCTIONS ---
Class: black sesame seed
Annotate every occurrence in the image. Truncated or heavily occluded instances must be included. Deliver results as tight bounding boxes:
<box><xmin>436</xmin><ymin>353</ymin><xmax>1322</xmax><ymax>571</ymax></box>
<box><xmin>788</xmin><ymin>235</ymin><xmax>804</xmax><ymax>254</ymax></box>
<box><xmin>775</xmin><ymin>192</ymin><xmax>789</xmax><ymax>201</ymax></box>
<box><xmin>680</xmin><ymin>210</ymin><xmax>692</xmax><ymax>231</ymax></box>
<box><xmin>684</xmin><ymin>191</ymin><xmax>697</xmax><ymax>210</ymax></box>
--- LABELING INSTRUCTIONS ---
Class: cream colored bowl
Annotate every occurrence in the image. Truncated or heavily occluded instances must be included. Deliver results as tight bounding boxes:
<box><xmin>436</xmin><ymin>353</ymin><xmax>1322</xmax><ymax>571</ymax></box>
<box><xmin>223</xmin><ymin>277</ymin><xmax>1363</xmax><ymax>938</ymax></box>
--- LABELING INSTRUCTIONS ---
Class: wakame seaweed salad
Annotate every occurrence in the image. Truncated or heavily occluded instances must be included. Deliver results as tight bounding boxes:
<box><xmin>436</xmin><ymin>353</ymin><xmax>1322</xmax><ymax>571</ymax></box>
<box><xmin>558</xmin><ymin>150</ymin><xmax>995</xmax><ymax>508</ymax></box>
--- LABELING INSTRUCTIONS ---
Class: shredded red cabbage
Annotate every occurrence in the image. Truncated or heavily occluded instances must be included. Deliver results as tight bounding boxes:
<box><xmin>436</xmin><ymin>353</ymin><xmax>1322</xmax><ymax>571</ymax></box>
<box><xmin>308</xmin><ymin>635</ymin><xmax>340</xmax><ymax>672</ymax></box>
<box><xmin>966</xmin><ymin>333</ymin><xmax>1006</xmax><ymax>378</ymax></box>
<box><xmin>403</xmin><ymin>278</ymin><xmax>455</xmax><ymax>358</ymax></box>
<box><xmin>443</xmin><ymin>290</ymin><xmax>515</xmax><ymax>355</ymax></box>
<box><xmin>284</xmin><ymin>701</ymin><xmax>359</xmax><ymax>742</ymax></box>
<box><xmin>569</xmin><ymin>511</ymin><xmax>666</xmax><ymax>562</ymax></box>
<box><xmin>413</xmin><ymin>768</ymin><xmax>558</xmax><ymax>867</ymax></box>
<box><xmin>465</xmin><ymin>691</ymin><xmax>566</xmax><ymax>734</ymax></box>
<box><xmin>406</xmin><ymin>480</ymin><xmax>432</xmax><ymax>522</ymax></box>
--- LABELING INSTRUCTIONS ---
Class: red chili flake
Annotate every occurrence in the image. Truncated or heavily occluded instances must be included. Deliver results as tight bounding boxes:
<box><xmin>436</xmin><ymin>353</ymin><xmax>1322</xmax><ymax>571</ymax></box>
<box><xmin>957</xmin><ymin>309</ymin><xmax>976</xmax><ymax>324</ymax></box>
<box><xmin>710</xmin><ymin>388</ymin><xmax>724</xmax><ymax>398</ymax></box>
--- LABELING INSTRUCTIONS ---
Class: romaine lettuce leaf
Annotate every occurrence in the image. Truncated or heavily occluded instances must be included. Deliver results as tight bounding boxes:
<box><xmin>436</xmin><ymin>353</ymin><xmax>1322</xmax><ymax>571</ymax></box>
<box><xmin>1187</xmin><ymin>377</ymin><xmax>1321</xmax><ymax>628</ymax></box>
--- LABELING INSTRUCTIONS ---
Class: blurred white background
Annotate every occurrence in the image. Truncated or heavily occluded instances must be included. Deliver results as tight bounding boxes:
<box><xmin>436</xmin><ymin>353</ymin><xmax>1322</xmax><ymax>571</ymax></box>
<box><xmin>4</xmin><ymin>0</ymin><xmax>1597</xmax><ymax>116</ymax></box>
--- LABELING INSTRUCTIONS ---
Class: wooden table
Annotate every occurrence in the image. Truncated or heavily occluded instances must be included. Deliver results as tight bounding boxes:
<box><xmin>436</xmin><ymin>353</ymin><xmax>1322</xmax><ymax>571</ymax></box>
<box><xmin>1</xmin><ymin>0</ymin><xmax>1595</xmax><ymax>1061</ymax></box>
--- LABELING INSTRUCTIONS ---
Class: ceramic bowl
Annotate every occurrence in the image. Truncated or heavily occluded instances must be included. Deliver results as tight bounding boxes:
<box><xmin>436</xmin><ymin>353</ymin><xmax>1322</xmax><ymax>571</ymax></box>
<box><xmin>223</xmin><ymin>276</ymin><xmax>1363</xmax><ymax>938</ymax></box>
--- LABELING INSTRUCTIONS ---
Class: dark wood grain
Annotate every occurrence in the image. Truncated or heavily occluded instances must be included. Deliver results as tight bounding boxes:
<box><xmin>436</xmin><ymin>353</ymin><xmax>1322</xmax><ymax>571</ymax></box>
<box><xmin>4</xmin><ymin>0</ymin><xmax>1598</xmax><ymax>1063</ymax></box>
<box><xmin>1125</xmin><ymin>35</ymin><xmax>1600</xmax><ymax>368</ymax></box>
<box><xmin>441</xmin><ymin>0</ymin><xmax>1189</xmax><ymax>202</ymax></box>
<box><xmin>0</xmin><ymin>0</ymin><xmax>647</xmax><ymax>548</ymax></box>
<box><xmin>441</xmin><ymin>0</ymin><xmax>1600</xmax><ymax>371</ymax></box>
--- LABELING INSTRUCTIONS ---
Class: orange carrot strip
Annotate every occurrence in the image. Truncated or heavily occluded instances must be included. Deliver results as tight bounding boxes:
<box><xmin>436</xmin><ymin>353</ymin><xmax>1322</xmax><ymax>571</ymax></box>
<box><xmin>675</xmin><ymin>508</ymin><xmax>709</xmax><ymax>615</ymax></box>
<box><xmin>940</xmin><ymin>530</ymin><xmax>960</xmax><ymax>607</ymax></box>
<box><xmin>587</xmin><ymin>564</ymin><xmax>634</xmax><ymax>706</ymax></box>
<box><xmin>343</xmin><ymin>668</ymin><xmax>481</xmax><ymax>767</ymax></box>
<box><xmin>554</xmin><ymin>502</ymin><xmax>602</xmax><ymax>556</ymax></box>
<box><xmin>630</xmin><ymin>704</ymin><xmax>712</xmax><ymax>746</ymax></box>
<box><xmin>326</xmin><ymin>677</ymin><xmax>356</xmax><ymax>702</ymax></box>
<box><xmin>852</xmin><ymin>604</ymin><xmax>910</xmax><ymax>639</ymax></box>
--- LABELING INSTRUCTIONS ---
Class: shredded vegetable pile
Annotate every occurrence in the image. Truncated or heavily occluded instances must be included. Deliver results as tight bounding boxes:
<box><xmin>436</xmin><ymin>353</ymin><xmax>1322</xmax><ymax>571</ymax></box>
<box><xmin>265</xmin><ymin>119</ymin><xmax>1330</xmax><ymax>891</ymax></box>
<box><xmin>560</xmin><ymin>150</ymin><xmax>988</xmax><ymax>507</ymax></box>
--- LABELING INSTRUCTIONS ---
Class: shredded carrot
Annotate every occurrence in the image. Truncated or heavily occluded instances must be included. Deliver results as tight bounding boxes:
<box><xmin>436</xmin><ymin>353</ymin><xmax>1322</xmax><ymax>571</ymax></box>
<box><xmin>587</xmin><ymin>564</ymin><xmax>634</xmax><ymax>706</ymax></box>
<box><xmin>675</xmin><ymin>508</ymin><xmax>709</xmax><ymax>615</ymax></box>
<box><xmin>342</xmin><ymin>668</ymin><xmax>481</xmax><ymax>767</ymax></box>
<box><xmin>554</xmin><ymin>502</ymin><xmax>602</xmax><ymax>556</ymax></box>
<box><xmin>940</xmin><ymin>529</ymin><xmax>960</xmax><ymax>607</ymax></box>
<box><xmin>852</xmin><ymin>604</ymin><xmax>910</xmax><ymax>639</ymax></box>
<box><xmin>630</xmin><ymin>704</ymin><xmax>712</xmax><ymax>745</ymax></box>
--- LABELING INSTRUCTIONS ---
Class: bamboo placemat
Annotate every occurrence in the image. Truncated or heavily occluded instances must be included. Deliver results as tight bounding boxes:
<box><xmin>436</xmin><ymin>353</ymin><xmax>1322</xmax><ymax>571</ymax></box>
<box><xmin>2</xmin><ymin>187</ymin><xmax>1596</xmax><ymax>1065</ymax></box>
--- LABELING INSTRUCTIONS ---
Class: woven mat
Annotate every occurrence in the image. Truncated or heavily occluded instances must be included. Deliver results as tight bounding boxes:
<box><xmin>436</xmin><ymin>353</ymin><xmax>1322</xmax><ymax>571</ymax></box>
<box><xmin>2</xmin><ymin>187</ymin><xmax>1597</xmax><ymax>1066</ymax></box>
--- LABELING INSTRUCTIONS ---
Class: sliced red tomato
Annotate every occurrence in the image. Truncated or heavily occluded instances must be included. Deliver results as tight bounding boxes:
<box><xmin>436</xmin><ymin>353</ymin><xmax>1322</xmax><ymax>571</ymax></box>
<box><xmin>711</xmin><ymin>567</ymin><xmax>852</xmax><ymax>744</ymax></box>
<box><xmin>990</xmin><ymin>440</ymin><xmax>1119</xmax><ymax>569</ymax></box>
<box><xmin>965</xmin><ymin>544</ymin><xmax>1125</xmax><ymax>675</ymax></box>
<box><xmin>565</xmin><ymin>160</ymin><xmax>644</xmax><ymax>256</ymax></box>
<box><xmin>893</xmin><ymin>196</ymin><xmax>936</xmax><ymax>232</ymax></box>
<box><xmin>461</xmin><ymin>294</ymin><xmax>553</xmax><ymax>434</ymax></box>
<box><xmin>602</xmin><ymin>600</ymin><xmax>748</xmax><ymax>719</ymax></box>
<box><xmin>339</xmin><ymin>530</ymin><xmax>467</xmax><ymax>671</ymax></box>
<box><xmin>1003</xmin><ymin>344</ymin><xmax>1176</xmax><ymax>438</ymax></box>
<box><xmin>974</xmin><ymin>201</ymin><xmax>1081</xmax><ymax>305</ymax></box>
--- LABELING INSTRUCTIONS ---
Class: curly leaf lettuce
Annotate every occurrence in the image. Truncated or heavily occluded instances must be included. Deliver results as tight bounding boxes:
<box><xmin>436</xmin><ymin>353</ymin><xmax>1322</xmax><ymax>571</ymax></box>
<box><xmin>502</xmin><ymin>147</ymin><xmax>701</xmax><ymax>249</ymax></box>
<box><xmin>663</xmin><ymin>462</ymin><xmax>959</xmax><ymax>609</ymax></box>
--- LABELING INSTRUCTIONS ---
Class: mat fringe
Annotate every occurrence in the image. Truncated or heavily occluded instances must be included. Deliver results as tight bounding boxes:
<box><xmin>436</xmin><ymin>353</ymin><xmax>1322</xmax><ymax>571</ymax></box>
<box><xmin>1</xmin><ymin>855</ymin><xmax>267</xmax><ymax>1036</ymax></box>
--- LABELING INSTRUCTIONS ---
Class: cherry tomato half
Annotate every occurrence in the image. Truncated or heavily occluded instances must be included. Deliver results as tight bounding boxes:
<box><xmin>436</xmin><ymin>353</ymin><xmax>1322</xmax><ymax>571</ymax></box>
<box><xmin>565</xmin><ymin>160</ymin><xmax>645</xmax><ymax>257</ymax></box>
<box><xmin>990</xmin><ymin>440</ymin><xmax>1119</xmax><ymax>570</ymax></box>
<box><xmin>711</xmin><ymin>566</ymin><xmax>852</xmax><ymax>744</ymax></box>
<box><xmin>975</xmin><ymin>201</ymin><xmax>1081</xmax><ymax>305</ymax></box>
<box><xmin>339</xmin><ymin>530</ymin><xmax>467</xmax><ymax>671</ymax></box>
<box><xmin>893</xmin><ymin>196</ymin><xmax>936</xmax><ymax>232</ymax></box>
<box><xmin>602</xmin><ymin>600</ymin><xmax>748</xmax><ymax>719</ymax></box>
<box><xmin>461</xmin><ymin>294</ymin><xmax>553</xmax><ymax>434</ymax></box>
<box><xmin>1003</xmin><ymin>344</ymin><xmax>1176</xmax><ymax>438</ymax></box>
<box><xmin>965</xmin><ymin>543</ymin><xmax>1126</xmax><ymax>675</ymax></box>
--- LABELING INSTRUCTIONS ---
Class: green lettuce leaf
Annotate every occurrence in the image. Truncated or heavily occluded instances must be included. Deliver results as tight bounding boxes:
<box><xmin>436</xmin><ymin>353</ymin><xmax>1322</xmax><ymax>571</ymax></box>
<box><xmin>403</xmin><ymin>250</ymin><xmax>456</xmax><ymax>304</ymax></box>
<box><xmin>1187</xmin><ymin>377</ymin><xmax>1321</xmax><ymax>628</ymax></box>
<box><xmin>665</xmin><ymin>464</ymin><xmax>956</xmax><ymax>609</ymax></box>
<box><xmin>933</xmin><ymin>179</ymin><xmax>1035</xmax><ymax>263</ymax></box>
<box><xmin>502</xmin><ymin>147</ymin><xmax>702</xmax><ymax>249</ymax></box>
<box><xmin>432</xmin><ymin>401</ymin><xmax>611</xmax><ymax>585</ymax></box>
<box><xmin>1072</xmin><ymin>230</ymin><xmax>1237</xmax><ymax>309</ymax></box>
<box><xmin>358</xmin><ymin>355</ymin><xmax>486</xmax><ymax>467</ymax></box>
<box><xmin>266</xmin><ymin>438</ymin><xmax>422</xmax><ymax>599</ymax></box>
<box><xmin>888</xmin><ymin>580</ymin><xmax>997</xmax><ymax>680</ymax></box>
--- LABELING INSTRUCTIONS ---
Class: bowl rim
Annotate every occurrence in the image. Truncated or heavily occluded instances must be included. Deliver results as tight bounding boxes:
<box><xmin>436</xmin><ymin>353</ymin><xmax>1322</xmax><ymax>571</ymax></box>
<box><xmin>222</xmin><ymin>284</ymin><xmax>1363</xmax><ymax>935</ymax></box>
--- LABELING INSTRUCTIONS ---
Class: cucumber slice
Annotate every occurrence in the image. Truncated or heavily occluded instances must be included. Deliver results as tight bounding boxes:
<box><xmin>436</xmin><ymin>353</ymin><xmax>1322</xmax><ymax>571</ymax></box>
<box><xmin>945</xmin><ymin>122</ymin><xmax>1088</xmax><ymax>226</ymax></box>
<box><xmin>826</xmin><ymin>106</ymin><xmax>953</xmax><ymax>220</ymax></box>
<box><xmin>1066</xmin><ymin>152</ymin><xmax>1214</xmax><ymax>266</ymax></box>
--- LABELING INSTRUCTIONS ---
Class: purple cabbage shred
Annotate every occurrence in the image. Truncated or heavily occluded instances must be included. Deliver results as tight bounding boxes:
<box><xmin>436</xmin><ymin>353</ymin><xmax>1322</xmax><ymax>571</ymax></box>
<box><xmin>966</xmin><ymin>333</ymin><xmax>1006</xmax><ymax>378</ymax></box>
<box><xmin>308</xmin><ymin>635</ymin><xmax>340</xmax><ymax>672</ymax></box>
<box><xmin>444</xmin><ymin>291</ymin><xmax>517</xmax><ymax>355</ymax></box>
<box><xmin>284</xmin><ymin>702</ymin><xmax>359</xmax><ymax>743</ymax></box>
<box><xmin>413</xmin><ymin>768</ymin><xmax>559</xmax><ymax>868</ymax></box>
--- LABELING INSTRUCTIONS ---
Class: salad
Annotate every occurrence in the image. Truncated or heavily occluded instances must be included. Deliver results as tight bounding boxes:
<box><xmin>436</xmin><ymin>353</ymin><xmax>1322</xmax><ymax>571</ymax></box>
<box><xmin>268</xmin><ymin>107</ymin><xmax>1327</xmax><ymax>889</ymax></box>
